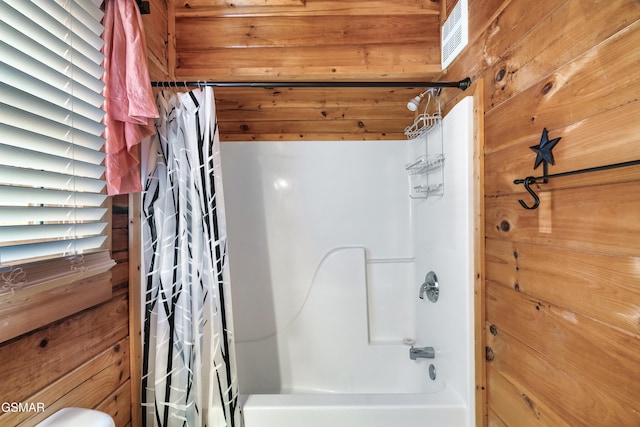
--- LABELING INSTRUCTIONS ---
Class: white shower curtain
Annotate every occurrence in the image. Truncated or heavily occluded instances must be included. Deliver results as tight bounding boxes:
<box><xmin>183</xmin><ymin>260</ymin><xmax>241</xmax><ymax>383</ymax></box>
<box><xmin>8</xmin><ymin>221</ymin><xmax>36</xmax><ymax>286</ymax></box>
<box><xmin>141</xmin><ymin>87</ymin><xmax>241</xmax><ymax>427</ymax></box>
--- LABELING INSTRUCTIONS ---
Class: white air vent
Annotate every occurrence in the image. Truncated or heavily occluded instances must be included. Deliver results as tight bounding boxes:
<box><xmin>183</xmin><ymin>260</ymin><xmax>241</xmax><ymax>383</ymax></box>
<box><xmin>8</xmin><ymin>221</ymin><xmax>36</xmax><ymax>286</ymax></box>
<box><xmin>441</xmin><ymin>0</ymin><xmax>468</xmax><ymax>69</ymax></box>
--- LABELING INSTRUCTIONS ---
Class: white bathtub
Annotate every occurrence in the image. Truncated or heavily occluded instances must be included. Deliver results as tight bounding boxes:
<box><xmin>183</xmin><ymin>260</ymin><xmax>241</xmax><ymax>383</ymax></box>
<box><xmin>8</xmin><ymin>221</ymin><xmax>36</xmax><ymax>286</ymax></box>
<box><xmin>241</xmin><ymin>388</ymin><xmax>467</xmax><ymax>427</ymax></box>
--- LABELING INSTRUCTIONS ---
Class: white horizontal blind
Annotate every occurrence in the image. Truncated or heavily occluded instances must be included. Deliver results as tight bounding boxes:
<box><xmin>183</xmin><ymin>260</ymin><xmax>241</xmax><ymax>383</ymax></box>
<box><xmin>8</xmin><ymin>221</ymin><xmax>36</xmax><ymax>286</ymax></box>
<box><xmin>0</xmin><ymin>0</ymin><xmax>108</xmax><ymax>266</ymax></box>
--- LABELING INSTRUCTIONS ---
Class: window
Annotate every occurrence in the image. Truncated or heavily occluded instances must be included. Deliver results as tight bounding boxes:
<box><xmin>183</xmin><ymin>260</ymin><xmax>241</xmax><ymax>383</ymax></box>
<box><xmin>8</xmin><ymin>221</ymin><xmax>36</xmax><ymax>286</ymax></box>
<box><xmin>0</xmin><ymin>0</ymin><xmax>114</xmax><ymax>341</ymax></box>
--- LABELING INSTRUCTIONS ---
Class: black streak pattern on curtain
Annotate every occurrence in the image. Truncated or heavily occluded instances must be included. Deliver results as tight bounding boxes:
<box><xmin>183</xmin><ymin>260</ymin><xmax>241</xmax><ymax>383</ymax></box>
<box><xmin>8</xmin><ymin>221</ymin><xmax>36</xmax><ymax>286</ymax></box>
<box><xmin>141</xmin><ymin>88</ymin><xmax>241</xmax><ymax>427</ymax></box>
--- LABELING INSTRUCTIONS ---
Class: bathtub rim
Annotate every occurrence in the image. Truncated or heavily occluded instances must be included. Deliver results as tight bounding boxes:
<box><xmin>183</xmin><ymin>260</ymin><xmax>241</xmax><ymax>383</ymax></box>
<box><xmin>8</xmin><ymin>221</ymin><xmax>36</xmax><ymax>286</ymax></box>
<box><xmin>240</xmin><ymin>383</ymin><xmax>467</xmax><ymax>409</ymax></box>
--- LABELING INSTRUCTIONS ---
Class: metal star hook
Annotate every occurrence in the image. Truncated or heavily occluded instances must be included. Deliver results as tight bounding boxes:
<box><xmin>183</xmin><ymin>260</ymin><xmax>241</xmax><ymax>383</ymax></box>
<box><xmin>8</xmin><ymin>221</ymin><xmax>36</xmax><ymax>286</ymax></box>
<box><xmin>530</xmin><ymin>127</ymin><xmax>561</xmax><ymax>170</ymax></box>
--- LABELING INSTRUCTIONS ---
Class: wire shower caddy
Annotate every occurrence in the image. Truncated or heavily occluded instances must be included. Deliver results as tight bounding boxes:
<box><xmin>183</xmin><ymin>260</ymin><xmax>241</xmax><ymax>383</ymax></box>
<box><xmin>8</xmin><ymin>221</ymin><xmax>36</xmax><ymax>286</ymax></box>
<box><xmin>404</xmin><ymin>88</ymin><xmax>444</xmax><ymax>199</ymax></box>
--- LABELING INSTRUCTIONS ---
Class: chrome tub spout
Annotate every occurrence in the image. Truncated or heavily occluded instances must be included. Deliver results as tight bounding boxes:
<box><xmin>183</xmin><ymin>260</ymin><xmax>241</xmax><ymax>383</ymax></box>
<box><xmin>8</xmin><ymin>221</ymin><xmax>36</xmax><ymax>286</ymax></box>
<box><xmin>409</xmin><ymin>346</ymin><xmax>435</xmax><ymax>360</ymax></box>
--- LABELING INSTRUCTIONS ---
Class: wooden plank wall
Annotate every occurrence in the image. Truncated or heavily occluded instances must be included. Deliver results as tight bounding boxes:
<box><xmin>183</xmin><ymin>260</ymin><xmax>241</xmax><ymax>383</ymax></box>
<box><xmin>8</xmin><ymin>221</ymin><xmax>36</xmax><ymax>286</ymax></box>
<box><xmin>213</xmin><ymin>86</ymin><xmax>425</xmax><ymax>140</ymax></box>
<box><xmin>172</xmin><ymin>0</ymin><xmax>441</xmax><ymax>81</ymax></box>
<box><xmin>146</xmin><ymin>0</ymin><xmax>443</xmax><ymax>140</ymax></box>
<box><xmin>0</xmin><ymin>195</ymin><xmax>132</xmax><ymax>427</ymax></box>
<box><xmin>144</xmin><ymin>0</ymin><xmax>170</xmax><ymax>80</ymax></box>
<box><xmin>443</xmin><ymin>0</ymin><xmax>640</xmax><ymax>425</ymax></box>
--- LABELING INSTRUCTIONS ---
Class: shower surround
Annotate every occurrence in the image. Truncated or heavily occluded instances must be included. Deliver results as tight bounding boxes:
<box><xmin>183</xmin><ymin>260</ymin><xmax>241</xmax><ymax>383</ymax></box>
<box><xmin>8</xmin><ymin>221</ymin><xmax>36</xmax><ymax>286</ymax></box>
<box><xmin>221</xmin><ymin>97</ymin><xmax>475</xmax><ymax>426</ymax></box>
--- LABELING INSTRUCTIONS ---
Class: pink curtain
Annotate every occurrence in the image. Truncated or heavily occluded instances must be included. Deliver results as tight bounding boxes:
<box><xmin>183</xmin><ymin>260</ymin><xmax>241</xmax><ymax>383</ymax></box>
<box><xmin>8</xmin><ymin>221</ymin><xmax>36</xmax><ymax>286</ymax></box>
<box><xmin>102</xmin><ymin>0</ymin><xmax>158</xmax><ymax>195</ymax></box>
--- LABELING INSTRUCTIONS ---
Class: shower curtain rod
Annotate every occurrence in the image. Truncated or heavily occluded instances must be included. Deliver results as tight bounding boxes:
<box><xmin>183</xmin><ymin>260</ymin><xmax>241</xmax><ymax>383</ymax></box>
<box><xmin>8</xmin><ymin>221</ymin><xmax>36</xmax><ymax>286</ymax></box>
<box><xmin>150</xmin><ymin>77</ymin><xmax>472</xmax><ymax>90</ymax></box>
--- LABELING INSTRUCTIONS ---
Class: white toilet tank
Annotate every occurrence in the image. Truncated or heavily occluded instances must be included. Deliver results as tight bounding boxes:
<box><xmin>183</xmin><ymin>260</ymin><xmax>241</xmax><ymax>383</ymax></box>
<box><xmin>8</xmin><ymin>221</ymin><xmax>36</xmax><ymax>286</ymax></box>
<box><xmin>36</xmin><ymin>408</ymin><xmax>115</xmax><ymax>427</ymax></box>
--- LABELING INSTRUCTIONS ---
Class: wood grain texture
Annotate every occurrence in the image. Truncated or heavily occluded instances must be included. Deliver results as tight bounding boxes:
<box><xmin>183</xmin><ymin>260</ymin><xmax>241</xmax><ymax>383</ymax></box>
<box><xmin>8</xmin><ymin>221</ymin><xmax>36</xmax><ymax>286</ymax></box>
<box><xmin>0</xmin><ymin>338</ymin><xmax>129</xmax><ymax>426</ymax></box>
<box><xmin>487</xmin><ymin>327</ymin><xmax>640</xmax><ymax>426</ymax></box>
<box><xmin>112</xmin><ymin>249</ymin><xmax>130</xmax><ymax>291</ymax></box>
<box><xmin>217</xmin><ymin>104</ymin><xmax>411</xmax><ymax>121</ymax></box>
<box><xmin>487</xmin><ymin>365</ymin><xmax>571</xmax><ymax>427</ymax></box>
<box><xmin>219</xmin><ymin>131</ymin><xmax>407</xmax><ymax>141</ymax></box>
<box><xmin>485</xmin><ymin>0</ymin><xmax>640</xmax><ymax>111</ymax></box>
<box><xmin>487</xmin><ymin>281</ymin><xmax>640</xmax><ymax>412</ymax></box>
<box><xmin>0</xmin><ymin>289</ymin><xmax>129</xmax><ymax>404</ymax></box>
<box><xmin>176</xmin><ymin>15</ymin><xmax>439</xmax><ymax>49</ymax></box>
<box><xmin>142</xmin><ymin>0</ymin><xmax>169</xmax><ymax>80</ymax></box>
<box><xmin>487</xmin><ymin>408</ymin><xmax>510</xmax><ymax>427</ymax></box>
<box><xmin>96</xmin><ymin>380</ymin><xmax>133</xmax><ymax>427</ymax></box>
<box><xmin>218</xmin><ymin>118</ymin><xmax>409</xmax><ymax>140</ymax></box>
<box><xmin>175</xmin><ymin>45</ymin><xmax>441</xmax><ymax>80</ymax></box>
<box><xmin>128</xmin><ymin>193</ymin><xmax>143</xmax><ymax>427</ymax></box>
<box><xmin>486</xmin><ymin>239</ymin><xmax>640</xmax><ymax>336</ymax></box>
<box><xmin>212</xmin><ymin>85</ymin><xmax>424</xmax><ymax>140</ymax></box>
<box><xmin>175</xmin><ymin>0</ymin><xmax>441</xmax><ymax>17</ymax></box>
<box><xmin>15</xmin><ymin>350</ymin><xmax>130</xmax><ymax>426</ymax></box>
<box><xmin>173</xmin><ymin>1</ymin><xmax>441</xmax><ymax>81</ymax></box>
<box><xmin>484</xmin><ymin>18</ymin><xmax>640</xmax><ymax>152</ymax></box>
<box><xmin>441</xmin><ymin>0</ymin><xmax>565</xmax><ymax>103</ymax></box>
<box><xmin>484</xmin><ymin>99</ymin><xmax>640</xmax><ymax>196</ymax></box>
<box><xmin>486</xmin><ymin>181</ymin><xmax>640</xmax><ymax>257</ymax></box>
<box><xmin>0</xmin><ymin>272</ymin><xmax>113</xmax><ymax>343</ymax></box>
<box><xmin>466</xmin><ymin>0</ymin><xmax>511</xmax><ymax>45</ymax></box>
<box><xmin>193</xmin><ymin>0</ymin><xmax>305</xmax><ymax>6</ymax></box>
<box><xmin>213</xmin><ymin>86</ymin><xmax>421</xmax><ymax>108</ymax></box>
<box><xmin>470</xmin><ymin>79</ymin><xmax>488</xmax><ymax>427</ymax></box>
<box><xmin>112</xmin><ymin>214</ymin><xmax>129</xmax><ymax>253</ymax></box>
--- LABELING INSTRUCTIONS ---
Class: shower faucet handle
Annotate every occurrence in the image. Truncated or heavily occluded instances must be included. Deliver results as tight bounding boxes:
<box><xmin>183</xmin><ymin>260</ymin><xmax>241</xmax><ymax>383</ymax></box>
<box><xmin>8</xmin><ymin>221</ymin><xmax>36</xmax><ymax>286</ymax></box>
<box><xmin>419</xmin><ymin>271</ymin><xmax>439</xmax><ymax>302</ymax></box>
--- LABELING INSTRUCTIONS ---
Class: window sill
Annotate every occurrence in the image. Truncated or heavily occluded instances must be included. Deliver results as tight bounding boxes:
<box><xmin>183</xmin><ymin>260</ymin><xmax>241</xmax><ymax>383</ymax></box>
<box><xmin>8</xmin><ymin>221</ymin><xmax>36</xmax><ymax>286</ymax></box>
<box><xmin>0</xmin><ymin>253</ymin><xmax>115</xmax><ymax>343</ymax></box>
